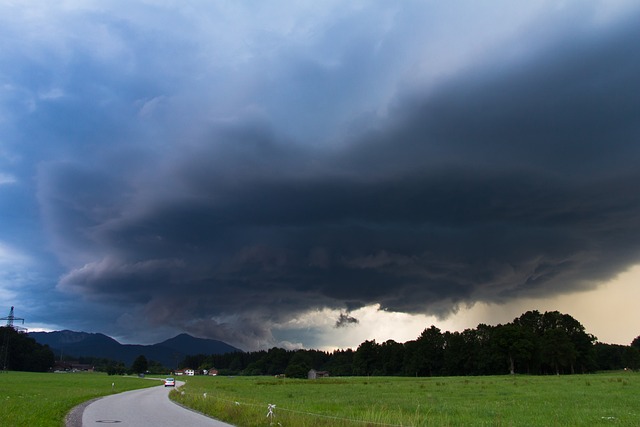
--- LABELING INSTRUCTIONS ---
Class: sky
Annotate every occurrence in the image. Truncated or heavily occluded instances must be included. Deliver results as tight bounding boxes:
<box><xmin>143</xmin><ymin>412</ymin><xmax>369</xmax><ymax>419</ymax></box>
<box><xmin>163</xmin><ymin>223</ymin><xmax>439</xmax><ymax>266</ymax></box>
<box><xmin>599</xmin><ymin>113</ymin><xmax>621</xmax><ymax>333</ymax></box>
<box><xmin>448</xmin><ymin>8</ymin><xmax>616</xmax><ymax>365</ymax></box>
<box><xmin>1</xmin><ymin>0</ymin><xmax>640</xmax><ymax>351</ymax></box>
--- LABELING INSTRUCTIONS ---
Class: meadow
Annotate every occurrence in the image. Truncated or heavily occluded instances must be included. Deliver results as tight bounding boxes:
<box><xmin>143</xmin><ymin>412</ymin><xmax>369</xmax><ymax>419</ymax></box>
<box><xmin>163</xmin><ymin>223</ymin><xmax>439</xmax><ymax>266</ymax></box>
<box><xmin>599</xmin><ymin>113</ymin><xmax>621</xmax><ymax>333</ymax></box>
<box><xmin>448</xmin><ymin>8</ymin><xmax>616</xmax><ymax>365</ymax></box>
<box><xmin>171</xmin><ymin>372</ymin><xmax>640</xmax><ymax>426</ymax></box>
<box><xmin>1</xmin><ymin>370</ymin><xmax>638</xmax><ymax>426</ymax></box>
<box><xmin>0</xmin><ymin>371</ymin><xmax>159</xmax><ymax>427</ymax></box>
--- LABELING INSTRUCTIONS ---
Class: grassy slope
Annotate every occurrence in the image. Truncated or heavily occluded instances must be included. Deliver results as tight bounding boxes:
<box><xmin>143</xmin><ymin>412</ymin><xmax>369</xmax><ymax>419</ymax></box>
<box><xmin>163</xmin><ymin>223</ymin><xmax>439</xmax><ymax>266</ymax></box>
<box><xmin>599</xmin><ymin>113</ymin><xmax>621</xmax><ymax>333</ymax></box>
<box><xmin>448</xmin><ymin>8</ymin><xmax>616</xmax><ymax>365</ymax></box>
<box><xmin>0</xmin><ymin>371</ymin><xmax>159</xmax><ymax>427</ymax></box>
<box><xmin>171</xmin><ymin>372</ymin><xmax>640</xmax><ymax>426</ymax></box>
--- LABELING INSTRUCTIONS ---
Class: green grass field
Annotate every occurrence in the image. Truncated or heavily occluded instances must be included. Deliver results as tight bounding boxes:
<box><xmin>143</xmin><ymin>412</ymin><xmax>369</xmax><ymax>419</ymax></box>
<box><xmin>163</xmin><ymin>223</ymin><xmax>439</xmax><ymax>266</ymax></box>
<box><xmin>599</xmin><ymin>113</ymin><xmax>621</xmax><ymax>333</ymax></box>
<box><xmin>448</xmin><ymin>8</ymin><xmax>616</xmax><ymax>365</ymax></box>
<box><xmin>1</xmin><ymin>371</ymin><xmax>638</xmax><ymax>426</ymax></box>
<box><xmin>171</xmin><ymin>372</ymin><xmax>640</xmax><ymax>426</ymax></box>
<box><xmin>0</xmin><ymin>371</ymin><xmax>159</xmax><ymax>427</ymax></box>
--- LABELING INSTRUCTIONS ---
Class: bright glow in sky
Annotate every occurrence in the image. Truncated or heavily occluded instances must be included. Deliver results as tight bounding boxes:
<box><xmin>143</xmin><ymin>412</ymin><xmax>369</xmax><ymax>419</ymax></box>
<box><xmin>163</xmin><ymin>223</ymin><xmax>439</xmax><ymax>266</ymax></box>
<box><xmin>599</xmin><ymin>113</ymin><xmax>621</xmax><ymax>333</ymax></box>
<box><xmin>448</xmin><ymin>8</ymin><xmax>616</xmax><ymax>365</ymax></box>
<box><xmin>277</xmin><ymin>265</ymin><xmax>640</xmax><ymax>350</ymax></box>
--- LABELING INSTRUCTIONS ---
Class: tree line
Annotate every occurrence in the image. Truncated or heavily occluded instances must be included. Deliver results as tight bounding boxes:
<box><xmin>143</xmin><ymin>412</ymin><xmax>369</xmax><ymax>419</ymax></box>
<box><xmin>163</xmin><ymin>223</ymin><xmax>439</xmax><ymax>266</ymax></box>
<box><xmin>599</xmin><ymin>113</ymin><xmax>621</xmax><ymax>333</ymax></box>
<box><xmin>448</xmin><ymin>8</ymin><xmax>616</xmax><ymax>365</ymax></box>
<box><xmin>2</xmin><ymin>310</ymin><xmax>639</xmax><ymax>376</ymax></box>
<box><xmin>0</xmin><ymin>326</ymin><xmax>55</xmax><ymax>372</ymax></box>
<box><xmin>180</xmin><ymin>310</ymin><xmax>640</xmax><ymax>378</ymax></box>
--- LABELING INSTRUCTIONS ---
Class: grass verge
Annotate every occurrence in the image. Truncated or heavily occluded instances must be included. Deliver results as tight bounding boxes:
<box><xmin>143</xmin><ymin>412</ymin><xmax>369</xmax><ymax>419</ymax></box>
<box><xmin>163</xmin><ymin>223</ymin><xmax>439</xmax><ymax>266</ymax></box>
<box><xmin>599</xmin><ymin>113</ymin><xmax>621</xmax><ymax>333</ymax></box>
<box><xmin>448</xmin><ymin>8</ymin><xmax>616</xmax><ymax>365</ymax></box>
<box><xmin>0</xmin><ymin>371</ymin><xmax>159</xmax><ymax>427</ymax></box>
<box><xmin>170</xmin><ymin>372</ymin><xmax>640</xmax><ymax>426</ymax></box>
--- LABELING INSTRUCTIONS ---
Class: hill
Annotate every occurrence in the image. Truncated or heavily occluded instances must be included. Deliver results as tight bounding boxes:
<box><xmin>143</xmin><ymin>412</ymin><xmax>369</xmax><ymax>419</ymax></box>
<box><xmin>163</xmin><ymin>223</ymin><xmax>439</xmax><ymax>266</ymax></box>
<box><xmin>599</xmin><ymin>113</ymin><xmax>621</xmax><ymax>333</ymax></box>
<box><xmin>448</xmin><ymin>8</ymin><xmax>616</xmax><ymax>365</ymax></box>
<box><xmin>29</xmin><ymin>330</ymin><xmax>241</xmax><ymax>368</ymax></box>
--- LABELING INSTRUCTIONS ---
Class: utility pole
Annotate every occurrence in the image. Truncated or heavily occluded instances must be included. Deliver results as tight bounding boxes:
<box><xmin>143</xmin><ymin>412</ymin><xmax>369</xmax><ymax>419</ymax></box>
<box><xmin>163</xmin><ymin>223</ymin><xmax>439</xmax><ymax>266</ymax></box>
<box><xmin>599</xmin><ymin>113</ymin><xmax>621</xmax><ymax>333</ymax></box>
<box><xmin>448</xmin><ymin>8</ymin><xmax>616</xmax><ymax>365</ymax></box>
<box><xmin>2</xmin><ymin>306</ymin><xmax>25</xmax><ymax>328</ymax></box>
<box><xmin>0</xmin><ymin>307</ymin><xmax>26</xmax><ymax>372</ymax></box>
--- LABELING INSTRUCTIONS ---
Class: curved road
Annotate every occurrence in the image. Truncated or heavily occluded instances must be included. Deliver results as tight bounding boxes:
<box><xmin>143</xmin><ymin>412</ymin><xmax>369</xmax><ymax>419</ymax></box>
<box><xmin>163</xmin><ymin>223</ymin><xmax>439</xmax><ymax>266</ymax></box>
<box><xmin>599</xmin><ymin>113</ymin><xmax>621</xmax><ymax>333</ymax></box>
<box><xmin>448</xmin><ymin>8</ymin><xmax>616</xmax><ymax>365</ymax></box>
<box><xmin>72</xmin><ymin>381</ymin><xmax>234</xmax><ymax>426</ymax></box>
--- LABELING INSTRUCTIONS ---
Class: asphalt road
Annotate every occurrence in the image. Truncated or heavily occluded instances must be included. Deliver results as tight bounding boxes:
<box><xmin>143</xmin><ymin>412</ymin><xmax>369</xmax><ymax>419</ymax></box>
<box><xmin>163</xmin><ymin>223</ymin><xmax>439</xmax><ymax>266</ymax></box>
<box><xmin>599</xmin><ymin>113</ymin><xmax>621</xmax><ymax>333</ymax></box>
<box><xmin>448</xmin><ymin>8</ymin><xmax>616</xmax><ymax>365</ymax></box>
<box><xmin>68</xmin><ymin>381</ymin><xmax>234</xmax><ymax>427</ymax></box>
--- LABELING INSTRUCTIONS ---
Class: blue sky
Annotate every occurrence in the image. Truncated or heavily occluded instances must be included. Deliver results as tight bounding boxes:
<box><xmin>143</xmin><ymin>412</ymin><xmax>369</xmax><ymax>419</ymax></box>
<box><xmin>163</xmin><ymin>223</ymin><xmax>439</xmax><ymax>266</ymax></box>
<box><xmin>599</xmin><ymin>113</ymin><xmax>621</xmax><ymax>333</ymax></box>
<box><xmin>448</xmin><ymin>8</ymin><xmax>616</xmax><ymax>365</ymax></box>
<box><xmin>1</xmin><ymin>1</ymin><xmax>640</xmax><ymax>350</ymax></box>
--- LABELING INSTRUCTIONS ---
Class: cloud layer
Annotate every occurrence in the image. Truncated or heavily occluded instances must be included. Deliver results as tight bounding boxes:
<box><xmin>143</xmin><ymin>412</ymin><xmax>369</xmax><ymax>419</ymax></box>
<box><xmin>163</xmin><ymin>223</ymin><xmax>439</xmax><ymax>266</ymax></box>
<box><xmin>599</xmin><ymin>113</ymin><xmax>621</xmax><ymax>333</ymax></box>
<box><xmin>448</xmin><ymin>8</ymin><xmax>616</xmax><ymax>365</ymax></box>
<box><xmin>1</xmin><ymin>1</ymin><xmax>639</xmax><ymax>349</ymax></box>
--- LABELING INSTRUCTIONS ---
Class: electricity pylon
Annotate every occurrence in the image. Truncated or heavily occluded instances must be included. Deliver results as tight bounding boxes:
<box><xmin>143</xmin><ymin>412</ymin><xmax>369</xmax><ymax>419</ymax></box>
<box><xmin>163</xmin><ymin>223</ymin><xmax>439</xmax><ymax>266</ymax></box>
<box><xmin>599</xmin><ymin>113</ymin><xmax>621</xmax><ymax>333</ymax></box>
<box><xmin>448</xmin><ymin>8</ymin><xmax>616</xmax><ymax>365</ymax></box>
<box><xmin>1</xmin><ymin>306</ymin><xmax>25</xmax><ymax>328</ymax></box>
<box><xmin>1</xmin><ymin>307</ymin><xmax>26</xmax><ymax>372</ymax></box>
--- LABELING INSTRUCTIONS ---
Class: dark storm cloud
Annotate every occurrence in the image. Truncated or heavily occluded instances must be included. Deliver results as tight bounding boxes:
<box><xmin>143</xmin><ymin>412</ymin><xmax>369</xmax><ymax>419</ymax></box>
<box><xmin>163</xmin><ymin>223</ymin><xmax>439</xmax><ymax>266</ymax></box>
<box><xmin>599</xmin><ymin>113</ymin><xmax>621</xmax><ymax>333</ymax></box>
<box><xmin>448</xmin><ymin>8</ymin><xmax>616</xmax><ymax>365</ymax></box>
<box><xmin>336</xmin><ymin>313</ymin><xmax>359</xmax><ymax>328</ymax></box>
<box><xmin>51</xmin><ymin>11</ymin><xmax>640</xmax><ymax>349</ymax></box>
<box><xmin>4</xmin><ymin>2</ymin><xmax>640</xmax><ymax>349</ymax></box>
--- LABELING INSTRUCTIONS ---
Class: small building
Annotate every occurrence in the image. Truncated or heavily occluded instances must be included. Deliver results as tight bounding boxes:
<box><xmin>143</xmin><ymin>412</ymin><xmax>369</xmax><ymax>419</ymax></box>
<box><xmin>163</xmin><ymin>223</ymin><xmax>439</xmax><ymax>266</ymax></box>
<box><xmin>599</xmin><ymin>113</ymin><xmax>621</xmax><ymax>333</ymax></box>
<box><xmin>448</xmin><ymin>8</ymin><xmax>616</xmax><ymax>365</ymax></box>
<box><xmin>308</xmin><ymin>369</ymin><xmax>330</xmax><ymax>379</ymax></box>
<box><xmin>53</xmin><ymin>361</ymin><xmax>94</xmax><ymax>372</ymax></box>
<box><xmin>174</xmin><ymin>368</ymin><xmax>195</xmax><ymax>376</ymax></box>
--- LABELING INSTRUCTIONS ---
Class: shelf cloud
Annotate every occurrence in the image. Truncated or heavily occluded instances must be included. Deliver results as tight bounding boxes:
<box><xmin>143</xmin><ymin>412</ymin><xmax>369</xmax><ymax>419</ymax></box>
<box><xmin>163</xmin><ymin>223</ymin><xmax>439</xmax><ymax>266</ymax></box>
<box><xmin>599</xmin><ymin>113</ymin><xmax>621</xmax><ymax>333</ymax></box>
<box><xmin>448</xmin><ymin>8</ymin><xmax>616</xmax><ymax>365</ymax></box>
<box><xmin>1</xmin><ymin>1</ymin><xmax>639</xmax><ymax>349</ymax></box>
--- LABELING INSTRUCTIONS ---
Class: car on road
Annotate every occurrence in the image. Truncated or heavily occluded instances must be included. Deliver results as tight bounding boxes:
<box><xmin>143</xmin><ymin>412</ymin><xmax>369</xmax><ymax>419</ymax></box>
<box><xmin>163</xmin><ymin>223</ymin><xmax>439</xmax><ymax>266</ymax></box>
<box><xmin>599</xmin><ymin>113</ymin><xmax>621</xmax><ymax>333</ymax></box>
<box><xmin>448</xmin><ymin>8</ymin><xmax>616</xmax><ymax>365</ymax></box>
<box><xmin>164</xmin><ymin>377</ymin><xmax>175</xmax><ymax>387</ymax></box>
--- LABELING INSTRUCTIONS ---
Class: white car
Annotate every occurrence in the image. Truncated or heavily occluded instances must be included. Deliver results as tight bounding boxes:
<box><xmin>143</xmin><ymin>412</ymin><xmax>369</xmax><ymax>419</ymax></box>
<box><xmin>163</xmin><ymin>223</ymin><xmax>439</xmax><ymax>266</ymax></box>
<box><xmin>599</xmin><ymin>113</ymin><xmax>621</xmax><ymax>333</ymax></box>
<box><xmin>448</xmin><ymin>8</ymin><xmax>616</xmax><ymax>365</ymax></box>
<box><xmin>164</xmin><ymin>377</ymin><xmax>175</xmax><ymax>387</ymax></box>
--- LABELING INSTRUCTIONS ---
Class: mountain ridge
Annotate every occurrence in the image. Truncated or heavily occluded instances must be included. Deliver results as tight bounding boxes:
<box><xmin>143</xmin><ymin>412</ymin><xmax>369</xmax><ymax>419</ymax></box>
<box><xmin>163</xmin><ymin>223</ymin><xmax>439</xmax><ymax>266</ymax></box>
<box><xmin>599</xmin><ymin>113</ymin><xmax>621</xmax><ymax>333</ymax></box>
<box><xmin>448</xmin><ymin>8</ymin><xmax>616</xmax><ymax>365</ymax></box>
<box><xmin>29</xmin><ymin>330</ymin><xmax>241</xmax><ymax>368</ymax></box>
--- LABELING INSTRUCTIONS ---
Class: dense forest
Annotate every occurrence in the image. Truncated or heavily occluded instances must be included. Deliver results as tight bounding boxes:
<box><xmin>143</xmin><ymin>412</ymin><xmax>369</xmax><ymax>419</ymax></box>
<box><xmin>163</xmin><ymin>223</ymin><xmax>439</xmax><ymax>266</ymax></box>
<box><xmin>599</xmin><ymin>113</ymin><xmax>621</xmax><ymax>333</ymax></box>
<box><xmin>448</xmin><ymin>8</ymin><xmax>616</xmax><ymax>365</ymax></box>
<box><xmin>0</xmin><ymin>326</ymin><xmax>55</xmax><ymax>372</ymax></box>
<box><xmin>2</xmin><ymin>310</ymin><xmax>639</xmax><ymax>376</ymax></box>
<box><xmin>181</xmin><ymin>310</ymin><xmax>640</xmax><ymax>378</ymax></box>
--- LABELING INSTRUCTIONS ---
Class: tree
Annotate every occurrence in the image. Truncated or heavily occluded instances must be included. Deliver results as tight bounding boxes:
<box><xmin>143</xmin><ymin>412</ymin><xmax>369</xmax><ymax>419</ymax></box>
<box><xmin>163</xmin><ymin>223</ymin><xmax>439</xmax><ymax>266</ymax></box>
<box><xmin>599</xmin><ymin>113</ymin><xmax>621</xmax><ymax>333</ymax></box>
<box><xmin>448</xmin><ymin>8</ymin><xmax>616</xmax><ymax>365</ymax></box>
<box><xmin>147</xmin><ymin>359</ymin><xmax>168</xmax><ymax>374</ymax></box>
<box><xmin>513</xmin><ymin>310</ymin><xmax>595</xmax><ymax>374</ymax></box>
<box><xmin>106</xmin><ymin>361</ymin><xmax>126</xmax><ymax>375</ymax></box>
<box><xmin>378</xmin><ymin>340</ymin><xmax>404</xmax><ymax>376</ymax></box>
<box><xmin>414</xmin><ymin>326</ymin><xmax>444</xmax><ymax>376</ymax></box>
<box><xmin>324</xmin><ymin>349</ymin><xmax>353</xmax><ymax>376</ymax></box>
<box><xmin>2</xmin><ymin>327</ymin><xmax>54</xmax><ymax>372</ymax></box>
<box><xmin>493</xmin><ymin>324</ymin><xmax>535</xmax><ymax>375</ymax></box>
<box><xmin>594</xmin><ymin>343</ymin><xmax>625</xmax><ymax>370</ymax></box>
<box><xmin>264</xmin><ymin>347</ymin><xmax>290</xmax><ymax>375</ymax></box>
<box><xmin>227</xmin><ymin>355</ymin><xmax>244</xmax><ymax>373</ymax></box>
<box><xmin>539</xmin><ymin>311</ymin><xmax>595</xmax><ymax>373</ymax></box>
<box><xmin>353</xmin><ymin>340</ymin><xmax>379</xmax><ymax>376</ymax></box>
<box><xmin>623</xmin><ymin>346</ymin><xmax>640</xmax><ymax>370</ymax></box>
<box><xmin>284</xmin><ymin>350</ymin><xmax>312</xmax><ymax>378</ymax></box>
<box><xmin>474</xmin><ymin>324</ymin><xmax>503</xmax><ymax>375</ymax></box>
<box><xmin>244</xmin><ymin>359</ymin><xmax>266</xmax><ymax>376</ymax></box>
<box><xmin>181</xmin><ymin>354</ymin><xmax>208</xmax><ymax>370</ymax></box>
<box><xmin>131</xmin><ymin>354</ymin><xmax>148</xmax><ymax>374</ymax></box>
<box><xmin>442</xmin><ymin>331</ymin><xmax>475</xmax><ymax>376</ymax></box>
<box><xmin>540</xmin><ymin>328</ymin><xmax>576</xmax><ymax>375</ymax></box>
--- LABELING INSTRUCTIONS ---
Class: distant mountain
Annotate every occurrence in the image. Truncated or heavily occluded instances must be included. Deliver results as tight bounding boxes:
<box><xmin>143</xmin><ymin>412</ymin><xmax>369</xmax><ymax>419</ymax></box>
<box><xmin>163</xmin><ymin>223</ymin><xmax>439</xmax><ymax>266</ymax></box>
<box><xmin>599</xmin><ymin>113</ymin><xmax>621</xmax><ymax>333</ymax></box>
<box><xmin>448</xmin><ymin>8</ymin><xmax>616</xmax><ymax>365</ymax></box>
<box><xmin>29</xmin><ymin>330</ymin><xmax>241</xmax><ymax>368</ymax></box>
<box><xmin>159</xmin><ymin>333</ymin><xmax>240</xmax><ymax>357</ymax></box>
